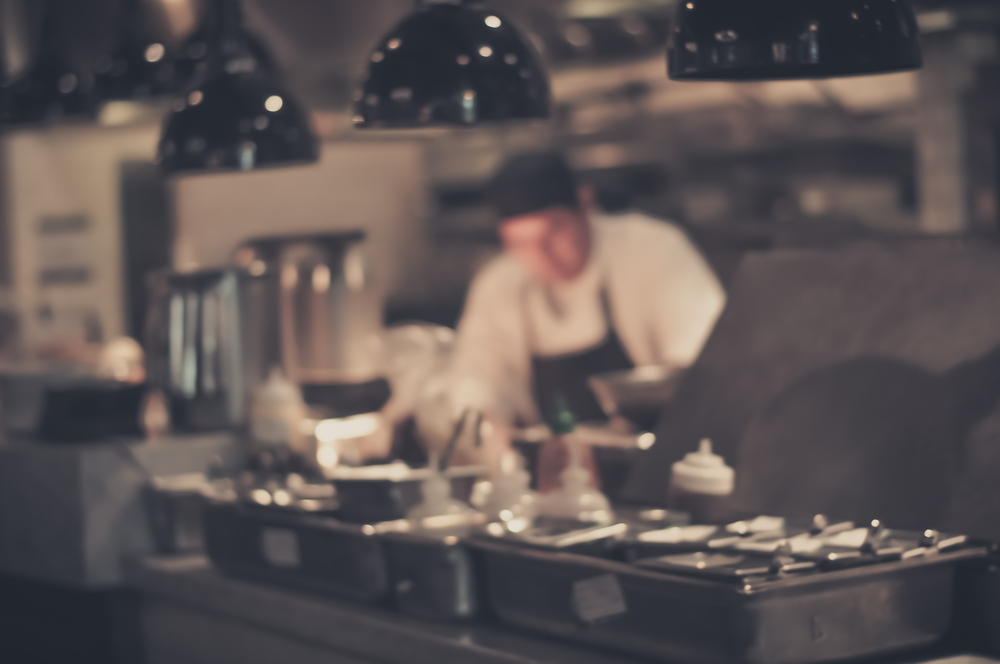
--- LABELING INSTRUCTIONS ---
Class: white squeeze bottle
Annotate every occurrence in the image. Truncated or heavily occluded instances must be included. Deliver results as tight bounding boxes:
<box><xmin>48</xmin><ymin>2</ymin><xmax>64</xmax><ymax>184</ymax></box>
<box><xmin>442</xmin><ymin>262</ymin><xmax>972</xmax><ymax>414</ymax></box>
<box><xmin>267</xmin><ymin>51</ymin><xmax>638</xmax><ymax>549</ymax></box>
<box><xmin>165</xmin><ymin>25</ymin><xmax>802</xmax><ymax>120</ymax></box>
<box><xmin>667</xmin><ymin>439</ymin><xmax>735</xmax><ymax>524</ymax></box>
<box><xmin>250</xmin><ymin>367</ymin><xmax>307</xmax><ymax>454</ymax></box>
<box><xmin>471</xmin><ymin>449</ymin><xmax>539</xmax><ymax>532</ymax></box>
<box><xmin>408</xmin><ymin>455</ymin><xmax>473</xmax><ymax>522</ymax></box>
<box><xmin>539</xmin><ymin>438</ymin><xmax>615</xmax><ymax>526</ymax></box>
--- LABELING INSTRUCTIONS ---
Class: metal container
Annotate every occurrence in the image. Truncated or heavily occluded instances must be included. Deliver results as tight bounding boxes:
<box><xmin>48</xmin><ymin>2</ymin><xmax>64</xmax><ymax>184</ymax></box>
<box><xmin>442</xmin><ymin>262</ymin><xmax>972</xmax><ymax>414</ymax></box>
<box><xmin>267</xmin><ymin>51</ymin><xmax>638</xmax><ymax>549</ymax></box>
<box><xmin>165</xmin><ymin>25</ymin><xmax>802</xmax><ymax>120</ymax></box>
<box><xmin>38</xmin><ymin>379</ymin><xmax>147</xmax><ymax>442</ymax></box>
<box><xmin>380</xmin><ymin>514</ymin><xmax>484</xmax><ymax>622</ymax></box>
<box><xmin>202</xmin><ymin>497</ymin><xmax>403</xmax><ymax>602</ymax></box>
<box><xmin>0</xmin><ymin>366</ymin><xmax>121</xmax><ymax>437</ymax></box>
<box><xmin>147</xmin><ymin>232</ymin><xmax>386</xmax><ymax>432</ymax></box>
<box><xmin>145</xmin><ymin>268</ymin><xmax>275</xmax><ymax>431</ymax></box>
<box><xmin>949</xmin><ymin>553</ymin><xmax>1000</xmax><ymax>655</ymax></box>
<box><xmin>469</xmin><ymin>535</ymin><xmax>985</xmax><ymax>664</ymax></box>
<box><xmin>587</xmin><ymin>365</ymin><xmax>685</xmax><ymax>430</ymax></box>
<box><xmin>145</xmin><ymin>473</ymin><xmax>211</xmax><ymax>553</ymax></box>
<box><xmin>234</xmin><ymin>232</ymin><xmax>385</xmax><ymax>401</ymax></box>
<box><xmin>330</xmin><ymin>464</ymin><xmax>483</xmax><ymax>524</ymax></box>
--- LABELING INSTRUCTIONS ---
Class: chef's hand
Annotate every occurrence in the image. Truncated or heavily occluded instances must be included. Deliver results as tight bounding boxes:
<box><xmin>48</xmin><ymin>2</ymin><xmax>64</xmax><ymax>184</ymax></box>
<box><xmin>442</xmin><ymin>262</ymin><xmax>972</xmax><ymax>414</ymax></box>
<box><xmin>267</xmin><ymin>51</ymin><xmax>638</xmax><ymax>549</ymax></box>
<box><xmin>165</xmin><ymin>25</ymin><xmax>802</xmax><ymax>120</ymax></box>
<box><xmin>415</xmin><ymin>373</ymin><xmax>508</xmax><ymax>465</ymax></box>
<box><xmin>326</xmin><ymin>411</ymin><xmax>395</xmax><ymax>465</ymax></box>
<box><xmin>354</xmin><ymin>412</ymin><xmax>394</xmax><ymax>461</ymax></box>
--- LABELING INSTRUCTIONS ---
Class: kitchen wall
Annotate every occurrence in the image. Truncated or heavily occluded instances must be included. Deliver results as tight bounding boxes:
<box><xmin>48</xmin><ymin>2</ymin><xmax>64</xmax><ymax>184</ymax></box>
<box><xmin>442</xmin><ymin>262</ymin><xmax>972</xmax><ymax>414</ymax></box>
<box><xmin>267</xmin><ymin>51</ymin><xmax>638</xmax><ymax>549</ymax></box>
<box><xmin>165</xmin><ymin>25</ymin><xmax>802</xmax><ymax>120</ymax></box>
<box><xmin>0</xmin><ymin>118</ymin><xmax>160</xmax><ymax>355</ymax></box>
<box><xmin>171</xmin><ymin>138</ymin><xmax>433</xmax><ymax>313</ymax></box>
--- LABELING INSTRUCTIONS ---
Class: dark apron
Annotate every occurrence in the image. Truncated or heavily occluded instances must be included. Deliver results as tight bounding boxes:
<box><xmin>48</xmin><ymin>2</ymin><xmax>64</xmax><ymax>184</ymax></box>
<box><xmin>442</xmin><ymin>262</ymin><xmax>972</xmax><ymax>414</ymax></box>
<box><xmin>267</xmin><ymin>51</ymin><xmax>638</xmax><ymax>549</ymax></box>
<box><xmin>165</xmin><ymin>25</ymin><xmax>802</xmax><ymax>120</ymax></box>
<box><xmin>528</xmin><ymin>286</ymin><xmax>635</xmax><ymax>422</ymax></box>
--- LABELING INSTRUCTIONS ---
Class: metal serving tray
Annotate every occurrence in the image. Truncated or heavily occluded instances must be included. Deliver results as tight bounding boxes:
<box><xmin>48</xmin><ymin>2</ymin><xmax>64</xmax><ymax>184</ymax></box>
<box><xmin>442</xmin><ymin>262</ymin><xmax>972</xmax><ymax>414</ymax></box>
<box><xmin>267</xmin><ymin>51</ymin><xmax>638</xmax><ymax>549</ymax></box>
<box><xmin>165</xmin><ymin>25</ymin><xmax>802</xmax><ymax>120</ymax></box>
<box><xmin>329</xmin><ymin>464</ymin><xmax>482</xmax><ymax>523</ymax></box>
<box><xmin>202</xmin><ymin>498</ymin><xmax>406</xmax><ymax>602</ymax></box>
<box><xmin>469</xmin><ymin>535</ymin><xmax>986</xmax><ymax>664</ymax></box>
<box><xmin>379</xmin><ymin>513</ymin><xmax>485</xmax><ymax>622</ymax></box>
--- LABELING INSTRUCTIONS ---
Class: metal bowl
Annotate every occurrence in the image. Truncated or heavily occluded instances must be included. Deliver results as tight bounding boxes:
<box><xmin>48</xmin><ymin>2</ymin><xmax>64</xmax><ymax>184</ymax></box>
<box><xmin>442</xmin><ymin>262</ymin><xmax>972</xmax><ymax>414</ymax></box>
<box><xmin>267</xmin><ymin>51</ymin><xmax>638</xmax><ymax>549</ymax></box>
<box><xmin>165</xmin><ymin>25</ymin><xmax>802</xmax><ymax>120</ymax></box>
<box><xmin>587</xmin><ymin>365</ymin><xmax>685</xmax><ymax>430</ymax></box>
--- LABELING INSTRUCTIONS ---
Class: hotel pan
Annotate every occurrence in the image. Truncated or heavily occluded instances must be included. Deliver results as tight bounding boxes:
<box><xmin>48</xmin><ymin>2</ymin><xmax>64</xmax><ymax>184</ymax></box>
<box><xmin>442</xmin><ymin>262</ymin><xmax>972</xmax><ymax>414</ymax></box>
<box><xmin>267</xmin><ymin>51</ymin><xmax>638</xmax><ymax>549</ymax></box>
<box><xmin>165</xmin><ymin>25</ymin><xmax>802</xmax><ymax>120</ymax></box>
<box><xmin>202</xmin><ymin>497</ymin><xmax>402</xmax><ymax>602</ymax></box>
<box><xmin>468</xmin><ymin>535</ymin><xmax>985</xmax><ymax>664</ymax></box>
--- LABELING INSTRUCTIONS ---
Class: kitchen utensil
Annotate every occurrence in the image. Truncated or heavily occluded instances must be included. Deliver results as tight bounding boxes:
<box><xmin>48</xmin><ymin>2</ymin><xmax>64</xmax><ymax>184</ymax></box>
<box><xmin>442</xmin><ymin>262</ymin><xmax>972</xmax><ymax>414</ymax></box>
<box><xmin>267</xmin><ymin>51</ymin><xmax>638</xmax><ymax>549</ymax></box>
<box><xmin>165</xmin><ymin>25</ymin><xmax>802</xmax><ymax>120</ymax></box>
<box><xmin>234</xmin><ymin>232</ymin><xmax>386</xmax><ymax>400</ymax></box>
<box><xmin>202</xmin><ymin>496</ymin><xmax>405</xmax><ymax>603</ymax></box>
<box><xmin>478</xmin><ymin>520</ymin><xmax>628</xmax><ymax>559</ymax></box>
<box><xmin>146</xmin><ymin>472</ymin><xmax>212</xmax><ymax>553</ymax></box>
<box><xmin>513</xmin><ymin>423</ymin><xmax>650</xmax><ymax>502</ymax></box>
<box><xmin>330</xmin><ymin>463</ymin><xmax>483</xmax><ymax>524</ymax></box>
<box><xmin>949</xmin><ymin>551</ymin><xmax>1000</xmax><ymax>655</ymax></box>
<box><xmin>587</xmin><ymin>365</ymin><xmax>684</xmax><ymax>430</ymax></box>
<box><xmin>145</xmin><ymin>267</ymin><xmax>275</xmax><ymax>432</ymax></box>
<box><xmin>380</xmin><ymin>512</ymin><xmax>485</xmax><ymax>622</ymax></box>
<box><xmin>0</xmin><ymin>365</ymin><xmax>91</xmax><ymax>436</ymax></box>
<box><xmin>469</xmin><ymin>533</ymin><xmax>986</xmax><ymax>664</ymax></box>
<box><xmin>439</xmin><ymin>408</ymin><xmax>471</xmax><ymax>471</ymax></box>
<box><xmin>38</xmin><ymin>379</ymin><xmax>147</xmax><ymax>442</ymax></box>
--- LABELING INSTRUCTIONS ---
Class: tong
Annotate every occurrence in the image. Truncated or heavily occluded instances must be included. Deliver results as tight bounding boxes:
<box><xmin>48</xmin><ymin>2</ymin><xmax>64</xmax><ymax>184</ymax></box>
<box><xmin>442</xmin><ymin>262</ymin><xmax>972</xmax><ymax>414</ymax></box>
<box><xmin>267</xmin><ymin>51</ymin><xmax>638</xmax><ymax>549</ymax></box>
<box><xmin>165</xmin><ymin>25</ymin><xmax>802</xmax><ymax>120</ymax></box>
<box><xmin>439</xmin><ymin>409</ymin><xmax>482</xmax><ymax>471</ymax></box>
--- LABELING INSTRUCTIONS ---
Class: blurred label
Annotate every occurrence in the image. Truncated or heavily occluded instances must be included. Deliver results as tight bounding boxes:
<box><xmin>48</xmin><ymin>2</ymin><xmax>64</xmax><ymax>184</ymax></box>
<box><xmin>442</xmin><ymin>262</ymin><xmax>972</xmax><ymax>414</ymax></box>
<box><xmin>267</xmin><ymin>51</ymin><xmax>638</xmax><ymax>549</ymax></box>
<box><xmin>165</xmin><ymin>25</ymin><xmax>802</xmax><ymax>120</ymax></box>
<box><xmin>571</xmin><ymin>574</ymin><xmax>627</xmax><ymax>623</ymax></box>
<box><xmin>37</xmin><ymin>215</ymin><xmax>92</xmax><ymax>285</ymax></box>
<box><xmin>261</xmin><ymin>528</ymin><xmax>300</xmax><ymax>568</ymax></box>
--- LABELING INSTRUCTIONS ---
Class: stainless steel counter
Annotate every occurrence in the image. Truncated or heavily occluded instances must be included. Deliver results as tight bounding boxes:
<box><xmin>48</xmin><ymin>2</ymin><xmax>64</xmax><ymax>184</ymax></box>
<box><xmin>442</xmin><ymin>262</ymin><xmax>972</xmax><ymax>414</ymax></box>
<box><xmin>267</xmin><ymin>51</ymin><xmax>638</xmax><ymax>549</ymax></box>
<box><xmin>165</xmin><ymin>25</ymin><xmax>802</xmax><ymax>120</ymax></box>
<box><xmin>125</xmin><ymin>555</ymin><xmax>1000</xmax><ymax>664</ymax></box>
<box><xmin>0</xmin><ymin>433</ymin><xmax>239</xmax><ymax>587</ymax></box>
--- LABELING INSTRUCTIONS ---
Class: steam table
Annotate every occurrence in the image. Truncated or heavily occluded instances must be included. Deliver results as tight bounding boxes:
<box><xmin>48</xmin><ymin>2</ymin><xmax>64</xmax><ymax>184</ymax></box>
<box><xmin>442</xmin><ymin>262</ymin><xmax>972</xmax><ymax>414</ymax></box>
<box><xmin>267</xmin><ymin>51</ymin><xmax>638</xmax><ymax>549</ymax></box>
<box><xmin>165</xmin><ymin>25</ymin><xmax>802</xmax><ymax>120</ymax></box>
<box><xmin>125</xmin><ymin>554</ymin><xmax>999</xmax><ymax>664</ymax></box>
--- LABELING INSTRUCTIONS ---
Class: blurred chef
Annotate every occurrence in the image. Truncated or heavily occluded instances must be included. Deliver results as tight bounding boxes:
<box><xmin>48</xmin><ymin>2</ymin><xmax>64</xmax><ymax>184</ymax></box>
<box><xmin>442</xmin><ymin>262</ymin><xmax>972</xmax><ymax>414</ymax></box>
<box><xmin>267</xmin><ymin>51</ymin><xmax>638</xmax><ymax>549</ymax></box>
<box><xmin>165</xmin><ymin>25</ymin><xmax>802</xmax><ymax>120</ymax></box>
<box><xmin>420</xmin><ymin>152</ymin><xmax>725</xmax><ymax>460</ymax></box>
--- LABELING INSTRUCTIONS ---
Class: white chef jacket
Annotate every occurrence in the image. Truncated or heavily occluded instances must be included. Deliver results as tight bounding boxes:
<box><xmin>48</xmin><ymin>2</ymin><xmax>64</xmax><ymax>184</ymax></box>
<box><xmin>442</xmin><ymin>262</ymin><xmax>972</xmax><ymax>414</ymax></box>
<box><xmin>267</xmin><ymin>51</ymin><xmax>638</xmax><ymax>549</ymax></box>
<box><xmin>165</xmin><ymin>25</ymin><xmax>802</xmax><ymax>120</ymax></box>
<box><xmin>448</xmin><ymin>211</ymin><xmax>727</xmax><ymax>424</ymax></box>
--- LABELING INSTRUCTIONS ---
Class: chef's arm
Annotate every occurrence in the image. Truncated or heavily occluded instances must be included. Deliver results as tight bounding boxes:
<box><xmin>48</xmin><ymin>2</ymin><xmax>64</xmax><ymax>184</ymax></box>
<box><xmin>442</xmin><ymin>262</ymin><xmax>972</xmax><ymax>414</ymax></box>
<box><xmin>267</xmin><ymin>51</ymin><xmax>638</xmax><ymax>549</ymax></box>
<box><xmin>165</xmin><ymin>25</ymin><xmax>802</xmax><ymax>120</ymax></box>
<box><xmin>645</xmin><ymin>228</ymin><xmax>727</xmax><ymax>368</ymax></box>
<box><xmin>449</xmin><ymin>271</ymin><xmax>534</xmax><ymax>423</ymax></box>
<box><xmin>415</xmin><ymin>263</ymin><xmax>535</xmax><ymax>461</ymax></box>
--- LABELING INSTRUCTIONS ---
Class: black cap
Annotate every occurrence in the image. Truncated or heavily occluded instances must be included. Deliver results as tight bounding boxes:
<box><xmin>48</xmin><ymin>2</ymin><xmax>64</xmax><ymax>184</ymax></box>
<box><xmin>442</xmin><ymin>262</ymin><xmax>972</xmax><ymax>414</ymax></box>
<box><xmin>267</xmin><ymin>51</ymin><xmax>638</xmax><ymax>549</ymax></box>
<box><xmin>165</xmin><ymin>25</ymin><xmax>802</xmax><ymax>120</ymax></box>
<box><xmin>487</xmin><ymin>152</ymin><xmax>579</xmax><ymax>221</ymax></box>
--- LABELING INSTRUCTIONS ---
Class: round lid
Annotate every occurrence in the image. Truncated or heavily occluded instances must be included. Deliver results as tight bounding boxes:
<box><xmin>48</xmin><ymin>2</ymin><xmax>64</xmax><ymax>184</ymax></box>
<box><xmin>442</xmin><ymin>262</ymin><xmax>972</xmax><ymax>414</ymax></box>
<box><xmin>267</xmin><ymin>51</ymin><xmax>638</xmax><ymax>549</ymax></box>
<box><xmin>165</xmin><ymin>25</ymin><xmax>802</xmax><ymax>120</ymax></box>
<box><xmin>670</xmin><ymin>439</ymin><xmax>735</xmax><ymax>496</ymax></box>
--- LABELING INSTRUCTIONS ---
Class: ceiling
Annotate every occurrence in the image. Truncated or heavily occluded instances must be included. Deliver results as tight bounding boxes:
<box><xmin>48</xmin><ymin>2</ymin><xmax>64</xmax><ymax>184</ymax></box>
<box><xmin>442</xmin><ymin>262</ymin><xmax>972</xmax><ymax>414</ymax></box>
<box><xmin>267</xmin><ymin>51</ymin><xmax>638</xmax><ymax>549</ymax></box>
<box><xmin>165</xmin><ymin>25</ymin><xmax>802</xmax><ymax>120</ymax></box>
<box><xmin>240</xmin><ymin>0</ymin><xmax>1000</xmax><ymax>110</ymax></box>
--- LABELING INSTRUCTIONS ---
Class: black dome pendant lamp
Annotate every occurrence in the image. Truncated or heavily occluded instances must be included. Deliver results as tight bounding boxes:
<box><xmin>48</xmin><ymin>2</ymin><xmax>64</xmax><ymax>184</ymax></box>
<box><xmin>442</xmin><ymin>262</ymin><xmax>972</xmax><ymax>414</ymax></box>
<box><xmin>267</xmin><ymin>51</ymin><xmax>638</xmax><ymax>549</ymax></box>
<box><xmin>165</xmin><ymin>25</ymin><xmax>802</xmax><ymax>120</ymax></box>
<box><xmin>1</xmin><ymin>3</ymin><xmax>97</xmax><ymax>127</ymax></box>
<box><xmin>668</xmin><ymin>0</ymin><xmax>922</xmax><ymax>81</ymax></box>
<box><xmin>354</xmin><ymin>0</ymin><xmax>550</xmax><ymax>128</ymax></box>
<box><xmin>94</xmin><ymin>0</ymin><xmax>187</xmax><ymax>101</ymax></box>
<box><xmin>158</xmin><ymin>0</ymin><xmax>318</xmax><ymax>174</ymax></box>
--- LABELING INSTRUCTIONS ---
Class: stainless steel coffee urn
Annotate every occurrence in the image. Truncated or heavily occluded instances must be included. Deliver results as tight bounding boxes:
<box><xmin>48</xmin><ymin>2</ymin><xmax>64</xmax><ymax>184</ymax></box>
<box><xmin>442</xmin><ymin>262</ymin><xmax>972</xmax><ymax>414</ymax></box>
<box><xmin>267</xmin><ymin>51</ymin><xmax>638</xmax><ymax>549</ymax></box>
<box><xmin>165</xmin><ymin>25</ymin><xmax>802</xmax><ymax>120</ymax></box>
<box><xmin>146</xmin><ymin>230</ymin><xmax>388</xmax><ymax>433</ymax></box>
<box><xmin>145</xmin><ymin>267</ymin><xmax>278</xmax><ymax>431</ymax></box>
<box><xmin>234</xmin><ymin>231</ymin><xmax>389</xmax><ymax>418</ymax></box>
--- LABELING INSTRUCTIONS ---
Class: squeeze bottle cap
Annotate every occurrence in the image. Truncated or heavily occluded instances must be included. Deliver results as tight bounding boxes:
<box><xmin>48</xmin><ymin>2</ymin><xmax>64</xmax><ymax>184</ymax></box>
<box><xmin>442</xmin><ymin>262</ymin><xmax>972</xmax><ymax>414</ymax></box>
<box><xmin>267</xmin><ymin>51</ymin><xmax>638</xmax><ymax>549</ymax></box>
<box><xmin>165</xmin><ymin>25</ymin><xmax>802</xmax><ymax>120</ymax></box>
<box><xmin>683</xmin><ymin>439</ymin><xmax>726</xmax><ymax>468</ymax></box>
<box><xmin>670</xmin><ymin>438</ymin><xmax>735</xmax><ymax>496</ymax></box>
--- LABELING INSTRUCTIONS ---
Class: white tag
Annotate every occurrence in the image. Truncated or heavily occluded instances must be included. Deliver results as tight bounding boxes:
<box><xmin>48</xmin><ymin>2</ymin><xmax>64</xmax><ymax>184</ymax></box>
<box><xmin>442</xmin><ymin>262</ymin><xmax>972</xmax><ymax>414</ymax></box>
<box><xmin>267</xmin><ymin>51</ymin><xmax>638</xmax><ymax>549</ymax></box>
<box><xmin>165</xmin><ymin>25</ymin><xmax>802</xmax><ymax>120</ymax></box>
<box><xmin>571</xmin><ymin>574</ymin><xmax>627</xmax><ymax>623</ymax></box>
<box><xmin>261</xmin><ymin>528</ymin><xmax>301</xmax><ymax>568</ymax></box>
<box><xmin>822</xmin><ymin>528</ymin><xmax>870</xmax><ymax>549</ymax></box>
<box><xmin>726</xmin><ymin>515</ymin><xmax>786</xmax><ymax>534</ymax></box>
<box><xmin>639</xmin><ymin>525</ymin><xmax>718</xmax><ymax>544</ymax></box>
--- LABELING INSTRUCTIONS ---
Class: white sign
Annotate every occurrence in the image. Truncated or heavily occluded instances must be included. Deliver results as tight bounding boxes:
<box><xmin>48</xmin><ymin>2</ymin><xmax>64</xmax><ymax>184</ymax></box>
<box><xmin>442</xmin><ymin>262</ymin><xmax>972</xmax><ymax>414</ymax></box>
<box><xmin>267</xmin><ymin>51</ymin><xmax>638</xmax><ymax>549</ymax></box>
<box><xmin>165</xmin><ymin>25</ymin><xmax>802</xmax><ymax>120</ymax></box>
<box><xmin>571</xmin><ymin>574</ymin><xmax>628</xmax><ymax>624</ymax></box>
